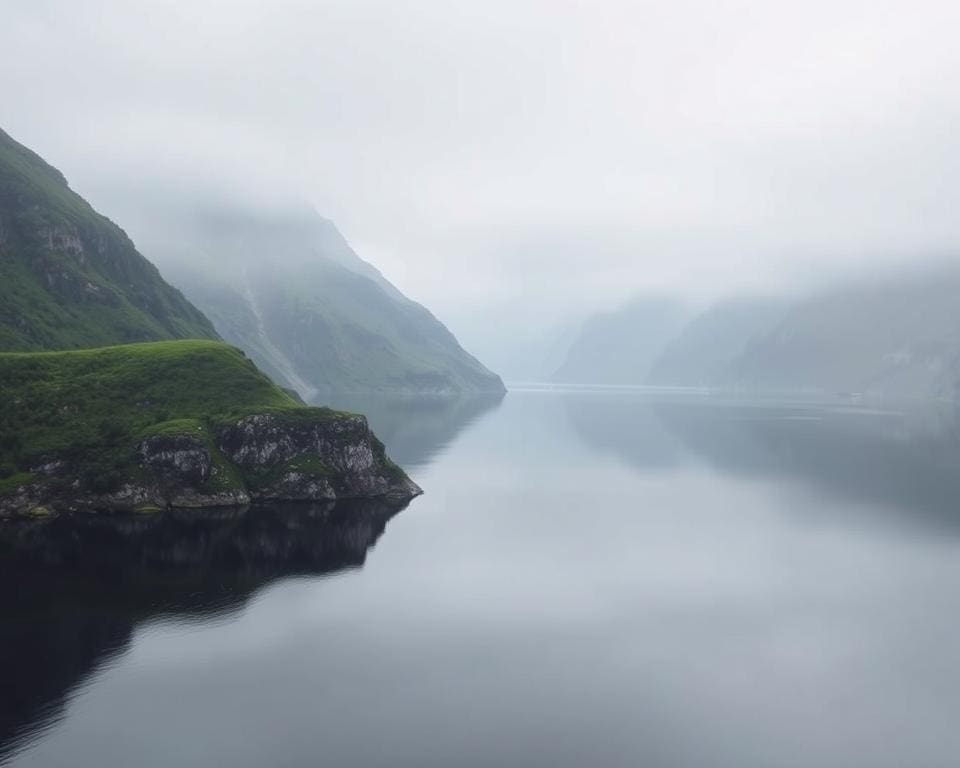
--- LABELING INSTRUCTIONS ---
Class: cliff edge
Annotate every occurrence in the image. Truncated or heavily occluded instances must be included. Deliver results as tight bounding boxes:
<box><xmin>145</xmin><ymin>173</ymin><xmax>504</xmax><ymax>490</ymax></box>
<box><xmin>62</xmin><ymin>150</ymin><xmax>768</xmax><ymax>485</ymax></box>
<box><xmin>0</xmin><ymin>340</ymin><xmax>421</xmax><ymax>516</ymax></box>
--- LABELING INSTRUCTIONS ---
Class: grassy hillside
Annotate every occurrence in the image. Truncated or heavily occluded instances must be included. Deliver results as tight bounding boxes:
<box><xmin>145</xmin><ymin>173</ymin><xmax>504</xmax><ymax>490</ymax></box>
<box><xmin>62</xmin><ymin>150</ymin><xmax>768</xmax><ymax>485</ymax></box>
<box><xmin>0</xmin><ymin>340</ymin><xmax>332</xmax><ymax>497</ymax></box>
<box><xmin>0</xmin><ymin>127</ymin><xmax>218</xmax><ymax>350</ymax></box>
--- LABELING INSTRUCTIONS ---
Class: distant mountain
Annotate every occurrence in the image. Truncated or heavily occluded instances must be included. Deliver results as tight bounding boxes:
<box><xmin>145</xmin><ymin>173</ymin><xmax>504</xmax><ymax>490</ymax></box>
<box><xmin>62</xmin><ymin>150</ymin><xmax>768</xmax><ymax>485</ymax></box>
<box><xmin>552</xmin><ymin>296</ymin><xmax>689</xmax><ymax>384</ymax></box>
<box><xmin>726</xmin><ymin>268</ymin><xmax>960</xmax><ymax>397</ymax></box>
<box><xmin>0</xmin><ymin>128</ymin><xmax>217</xmax><ymax>351</ymax></box>
<box><xmin>557</xmin><ymin>267</ymin><xmax>960</xmax><ymax>399</ymax></box>
<box><xmin>144</xmin><ymin>208</ymin><xmax>505</xmax><ymax>398</ymax></box>
<box><xmin>647</xmin><ymin>297</ymin><xmax>785</xmax><ymax>386</ymax></box>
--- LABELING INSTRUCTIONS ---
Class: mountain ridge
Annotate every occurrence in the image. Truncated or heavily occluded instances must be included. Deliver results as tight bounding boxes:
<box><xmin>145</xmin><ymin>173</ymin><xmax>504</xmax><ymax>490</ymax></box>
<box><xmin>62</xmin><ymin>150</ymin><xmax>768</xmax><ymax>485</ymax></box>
<box><xmin>0</xmin><ymin>127</ymin><xmax>218</xmax><ymax>351</ymax></box>
<box><xmin>141</xmin><ymin>206</ymin><xmax>506</xmax><ymax>396</ymax></box>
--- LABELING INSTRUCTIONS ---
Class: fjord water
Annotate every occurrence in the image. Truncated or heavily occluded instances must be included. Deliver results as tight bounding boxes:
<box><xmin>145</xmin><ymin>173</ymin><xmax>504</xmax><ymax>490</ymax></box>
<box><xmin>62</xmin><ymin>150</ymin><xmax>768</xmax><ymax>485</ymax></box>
<box><xmin>5</xmin><ymin>390</ymin><xmax>960</xmax><ymax>767</ymax></box>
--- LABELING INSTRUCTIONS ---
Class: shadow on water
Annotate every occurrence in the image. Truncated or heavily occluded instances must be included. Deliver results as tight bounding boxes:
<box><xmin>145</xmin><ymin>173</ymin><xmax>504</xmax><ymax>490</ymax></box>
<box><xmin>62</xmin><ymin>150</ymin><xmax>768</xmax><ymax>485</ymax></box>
<box><xmin>0</xmin><ymin>498</ymin><xmax>410</xmax><ymax>766</ymax></box>
<box><xmin>312</xmin><ymin>393</ymin><xmax>505</xmax><ymax>469</ymax></box>
<box><xmin>565</xmin><ymin>391</ymin><xmax>960</xmax><ymax>535</ymax></box>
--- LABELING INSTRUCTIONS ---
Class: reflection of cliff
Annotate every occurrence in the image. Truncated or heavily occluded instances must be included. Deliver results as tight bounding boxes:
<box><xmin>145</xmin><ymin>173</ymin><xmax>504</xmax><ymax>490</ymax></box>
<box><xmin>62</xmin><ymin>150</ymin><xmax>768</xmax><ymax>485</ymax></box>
<box><xmin>565</xmin><ymin>394</ymin><xmax>960</xmax><ymax>532</ymax></box>
<box><xmin>315</xmin><ymin>393</ymin><xmax>504</xmax><ymax>469</ymax></box>
<box><xmin>0</xmin><ymin>499</ymin><xmax>408</xmax><ymax>765</ymax></box>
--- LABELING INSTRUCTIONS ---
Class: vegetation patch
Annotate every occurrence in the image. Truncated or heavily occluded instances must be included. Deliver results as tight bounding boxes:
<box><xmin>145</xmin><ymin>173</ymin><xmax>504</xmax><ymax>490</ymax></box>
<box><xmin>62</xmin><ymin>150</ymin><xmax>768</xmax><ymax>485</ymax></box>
<box><xmin>245</xmin><ymin>453</ymin><xmax>335</xmax><ymax>492</ymax></box>
<box><xmin>0</xmin><ymin>340</ymin><xmax>298</xmax><ymax>496</ymax></box>
<box><xmin>0</xmin><ymin>339</ymin><xmax>418</xmax><ymax>511</ymax></box>
<box><xmin>0</xmin><ymin>126</ymin><xmax>219</xmax><ymax>352</ymax></box>
<box><xmin>202</xmin><ymin>447</ymin><xmax>247</xmax><ymax>495</ymax></box>
<box><xmin>0</xmin><ymin>472</ymin><xmax>35</xmax><ymax>496</ymax></box>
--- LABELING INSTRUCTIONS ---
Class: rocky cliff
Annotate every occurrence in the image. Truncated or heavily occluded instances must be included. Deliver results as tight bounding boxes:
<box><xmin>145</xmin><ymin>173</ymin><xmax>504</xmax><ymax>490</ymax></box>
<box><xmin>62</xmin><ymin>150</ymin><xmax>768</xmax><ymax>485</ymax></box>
<box><xmin>0</xmin><ymin>341</ymin><xmax>420</xmax><ymax>517</ymax></box>
<box><xmin>2</xmin><ymin>409</ymin><xmax>420</xmax><ymax>517</ymax></box>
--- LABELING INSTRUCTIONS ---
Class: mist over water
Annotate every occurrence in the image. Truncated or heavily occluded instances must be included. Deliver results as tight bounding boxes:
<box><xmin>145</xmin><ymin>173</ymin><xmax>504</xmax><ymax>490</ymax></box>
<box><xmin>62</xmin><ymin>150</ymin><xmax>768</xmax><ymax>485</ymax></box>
<box><xmin>6</xmin><ymin>1</ymin><xmax>960</xmax><ymax>356</ymax></box>
<box><xmin>6</xmin><ymin>390</ymin><xmax>960</xmax><ymax>768</ymax></box>
<box><xmin>5</xmin><ymin>4</ymin><xmax>960</xmax><ymax>766</ymax></box>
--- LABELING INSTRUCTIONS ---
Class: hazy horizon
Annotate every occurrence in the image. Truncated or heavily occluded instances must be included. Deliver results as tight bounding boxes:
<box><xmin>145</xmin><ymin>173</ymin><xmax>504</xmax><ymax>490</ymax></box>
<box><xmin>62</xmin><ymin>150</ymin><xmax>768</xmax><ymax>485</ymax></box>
<box><xmin>4</xmin><ymin>0</ymin><xmax>960</xmax><ymax>366</ymax></box>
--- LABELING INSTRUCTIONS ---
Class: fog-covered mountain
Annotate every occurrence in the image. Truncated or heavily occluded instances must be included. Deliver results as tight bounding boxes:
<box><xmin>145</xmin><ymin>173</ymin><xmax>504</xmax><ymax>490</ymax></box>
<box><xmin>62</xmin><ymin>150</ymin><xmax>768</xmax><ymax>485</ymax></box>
<box><xmin>726</xmin><ymin>267</ymin><xmax>960</xmax><ymax>397</ymax></box>
<box><xmin>456</xmin><ymin>315</ymin><xmax>582</xmax><ymax>384</ymax></box>
<box><xmin>549</xmin><ymin>265</ymin><xmax>960</xmax><ymax>399</ymax></box>
<box><xmin>551</xmin><ymin>296</ymin><xmax>689</xmax><ymax>384</ymax></box>
<box><xmin>144</xmin><ymin>208</ymin><xmax>505</xmax><ymax>398</ymax></box>
<box><xmin>0</xmin><ymin>128</ymin><xmax>217</xmax><ymax>351</ymax></box>
<box><xmin>647</xmin><ymin>297</ymin><xmax>786</xmax><ymax>386</ymax></box>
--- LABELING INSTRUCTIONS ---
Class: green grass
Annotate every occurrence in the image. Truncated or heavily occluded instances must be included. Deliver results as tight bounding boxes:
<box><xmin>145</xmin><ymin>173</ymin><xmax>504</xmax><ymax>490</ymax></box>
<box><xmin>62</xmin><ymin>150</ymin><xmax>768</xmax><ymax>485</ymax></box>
<box><xmin>245</xmin><ymin>453</ymin><xmax>335</xmax><ymax>492</ymax></box>
<box><xmin>0</xmin><ymin>340</ymin><xmax>343</xmax><ymax>495</ymax></box>
<box><xmin>142</xmin><ymin>417</ymin><xmax>248</xmax><ymax>496</ymax></box>
<box><xmin>0</xmin><ymin>126</ymin><xmax>219</xmax><ymax>351</ymax></box>
<box><xmin>0</xmin><ymin>472</ymin><xmax>34</xmax><ymax>495</ymax></box>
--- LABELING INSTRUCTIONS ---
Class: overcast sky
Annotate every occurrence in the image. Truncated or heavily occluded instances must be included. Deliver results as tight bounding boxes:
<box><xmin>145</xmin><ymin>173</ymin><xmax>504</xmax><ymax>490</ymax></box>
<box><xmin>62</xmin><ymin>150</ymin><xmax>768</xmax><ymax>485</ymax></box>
<box><xmin>3</xmin><ymin>0</ymin><xmax>960</xmax><ymax>346</ymax></box>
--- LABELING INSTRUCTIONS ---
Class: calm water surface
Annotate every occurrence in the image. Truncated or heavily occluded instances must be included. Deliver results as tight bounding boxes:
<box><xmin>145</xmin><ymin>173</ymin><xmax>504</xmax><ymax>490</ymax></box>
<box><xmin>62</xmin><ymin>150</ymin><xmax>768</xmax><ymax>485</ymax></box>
<box><xmin>4</xmin><ymin>389</ymin><xmax>960</xmax><ymax>767</ymax></box>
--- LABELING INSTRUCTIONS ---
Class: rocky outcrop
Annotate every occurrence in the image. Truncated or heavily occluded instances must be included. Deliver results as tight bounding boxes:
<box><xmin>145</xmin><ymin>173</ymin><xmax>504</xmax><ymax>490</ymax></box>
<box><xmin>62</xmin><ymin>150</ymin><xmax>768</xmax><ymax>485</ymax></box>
<box><xmin>139</xmin><ymin>433</ymin><xmax>213</xmax><ymax>486</ymax></box>
<box><xmin>0</xmin><ymin>411</ymin><xmax>421</xmax><ymax>518</ymax></box>
<box><xmin>218</xmin><ymin>412</ymin><xmax>419</xmax><ymax>500</ymax></box>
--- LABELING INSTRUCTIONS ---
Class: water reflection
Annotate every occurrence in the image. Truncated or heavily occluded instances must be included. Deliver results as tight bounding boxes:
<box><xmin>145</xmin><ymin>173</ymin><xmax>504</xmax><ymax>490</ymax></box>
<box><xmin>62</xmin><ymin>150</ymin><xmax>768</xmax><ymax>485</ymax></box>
<box><xmin>565</xmin><ymin>391</ymin><xmax>960</xmax><ymax>534</ymax></box>
<box><xmin>8</xmin><ymin>392</ymin><xmax>960</xmax><ymax>768</ymax></box>
<box><xmin>0</xmin><ymin>499</ymin><xmax>409</xmax><ymax>766</ymax></box>
<box><xmin>312</xmin><ymin>393</ymin><xmax>504</xmax><ymax>469</ymax></box>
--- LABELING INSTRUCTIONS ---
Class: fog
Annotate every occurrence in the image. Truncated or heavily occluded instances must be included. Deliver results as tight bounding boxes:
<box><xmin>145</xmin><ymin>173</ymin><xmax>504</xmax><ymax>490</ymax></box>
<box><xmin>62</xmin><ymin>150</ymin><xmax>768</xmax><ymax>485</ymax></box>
<box><xmin>3</xmin><ymin>0</ymin><xmax>960</xmax><ymax>361</ymax></box>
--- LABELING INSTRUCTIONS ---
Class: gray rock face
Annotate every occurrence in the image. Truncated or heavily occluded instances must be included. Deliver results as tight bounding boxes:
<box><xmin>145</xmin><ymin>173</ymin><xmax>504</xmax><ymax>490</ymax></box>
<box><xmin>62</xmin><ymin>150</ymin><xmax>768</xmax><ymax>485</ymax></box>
<box><xmin>217</xmin><ymin>412</ymin><xmax>421</xmax><ymax>501</ymax></box>
<box><xmin>0</xmin><ymin>479</ymin><xmax>168</xmax><ymax>518</ymax></box>
<box><xmin>134</xmin><ymin>433</ymin><xmax>250</xmax><ymax>509</ymax></box>
<box><xmin>0</xmin><ymin>411</ymin><xmax>420</xmax><ymax>518</ymax></box>
<box><xmin>219</xmin><ymin>413</ymin><xmax>373</xmax><ymax>473</ymax></box>
<box><xmin>139</xmin><ymin>434</ymin><xmax>212</xmax><ymax>486</ymax></box>
<box><xmin>256</xmin><ymin>472</ymin><xmax>336</xmax><ymax>502</ymax></box>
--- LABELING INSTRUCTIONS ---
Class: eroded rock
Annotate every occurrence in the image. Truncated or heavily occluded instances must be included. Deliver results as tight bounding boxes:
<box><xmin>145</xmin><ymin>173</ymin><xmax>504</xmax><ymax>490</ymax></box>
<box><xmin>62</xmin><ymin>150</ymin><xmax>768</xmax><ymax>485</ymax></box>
<box><xmin>0</xmin><ymin>410</ymin><xmax>420</xmax><ymax>517</ymax></box>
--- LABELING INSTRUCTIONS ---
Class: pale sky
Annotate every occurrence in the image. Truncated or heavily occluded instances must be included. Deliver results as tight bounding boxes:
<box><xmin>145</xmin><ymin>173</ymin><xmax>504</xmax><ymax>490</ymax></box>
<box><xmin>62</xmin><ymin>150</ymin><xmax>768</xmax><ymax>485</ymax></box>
<box><xmin>3</xmin><ymin>0</ymin><xmax>960</xmax><ymax>351</ymax></box>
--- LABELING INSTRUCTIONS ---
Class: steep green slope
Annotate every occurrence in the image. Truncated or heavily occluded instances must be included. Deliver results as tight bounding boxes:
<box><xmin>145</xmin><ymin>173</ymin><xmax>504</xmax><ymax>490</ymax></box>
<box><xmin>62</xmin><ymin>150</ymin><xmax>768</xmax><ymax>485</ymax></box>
<box><xmin>142</xmin><ymin>207</ymin><xmax>505</xmax><ymax>396</ymax></box>
<box><xmin>0</xmin><ymin>128</ymin><xmax>218</xmax><ymax>350</ymax></box>
<box><xmin>0</xmin><ymin>340</ymin><xmax>419</xmax><ymax>514</ymax></box>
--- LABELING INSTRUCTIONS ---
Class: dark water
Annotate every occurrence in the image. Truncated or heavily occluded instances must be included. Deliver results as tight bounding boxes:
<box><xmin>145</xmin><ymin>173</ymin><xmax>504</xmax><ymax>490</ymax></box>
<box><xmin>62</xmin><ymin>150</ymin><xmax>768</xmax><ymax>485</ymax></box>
<box><xmin>4</xmin><ymin>389</ymin><xmax>960</xmax><ymax>767</ymax></box>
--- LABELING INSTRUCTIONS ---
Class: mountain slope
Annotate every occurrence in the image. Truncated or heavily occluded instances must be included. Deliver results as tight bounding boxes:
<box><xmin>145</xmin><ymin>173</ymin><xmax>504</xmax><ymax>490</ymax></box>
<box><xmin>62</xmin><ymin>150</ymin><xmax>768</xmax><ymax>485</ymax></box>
<box><xmin>725</xmin><ymin>268</ymin><xmax>960</xmax><ymax>397</ymax></box>
<box><xmin>144</xmin><ymin>207</ymin><xmax>505</xmax><ymax>397</ymax></box>
<box><xmin>552</xmin><ymin>296</ymin><xmax>689</xmax><ymax>385</ymax></box>
<box><xmin>646</xmin><ymin>297</ymin><xmax>786</xmax><ymax>386</ymax></box>
<box><xmin>0</xmin><ymin>128</ymin><xmax>218</xmax><ymax>351</ymax></box>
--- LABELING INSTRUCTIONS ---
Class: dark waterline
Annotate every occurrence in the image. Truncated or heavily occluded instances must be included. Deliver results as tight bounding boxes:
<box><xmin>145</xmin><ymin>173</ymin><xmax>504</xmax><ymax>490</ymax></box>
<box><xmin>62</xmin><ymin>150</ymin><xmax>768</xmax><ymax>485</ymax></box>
<box><xmin>4</xmin><ymin>391</ymin><xmax>960</xmax><ymax>767</ymax></box>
